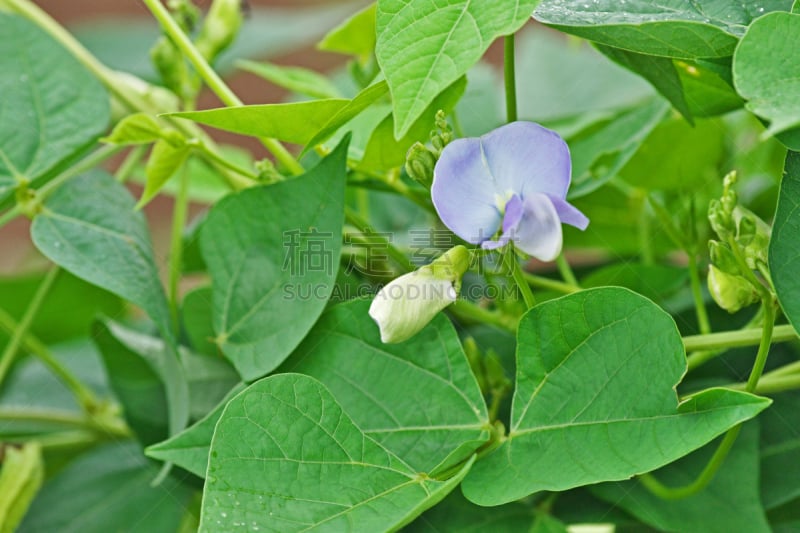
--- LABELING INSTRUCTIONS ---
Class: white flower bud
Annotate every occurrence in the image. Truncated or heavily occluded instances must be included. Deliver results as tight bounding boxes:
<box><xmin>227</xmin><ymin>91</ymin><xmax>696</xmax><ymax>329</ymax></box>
<box><xmin>368</xmin><ymin>245</ymin><xmax>469</xmax><ymax>343</ymax></box>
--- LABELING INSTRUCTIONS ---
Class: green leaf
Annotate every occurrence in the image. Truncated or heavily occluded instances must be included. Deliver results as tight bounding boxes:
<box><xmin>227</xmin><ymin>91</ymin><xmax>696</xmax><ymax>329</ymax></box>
<box><xmin>733</xmin><ymin>12</ymin><xmax>800</xmax><ymax>141</ymax></box>
<box><xmin>534</xmin><ymin>1</ymin><xmax>791</xmax><ymax>59</ymax></box>
<box><xmin>581</xmin><ymin>263</ymin><xmax>689</xmax><ymax>304</ymax></box>
<box><xmin>406</xmin><ymin>491</ymin><xmax>535</xmax><ymax>532</ymax></box>
<box><xmin>592</xmin><ymin>422</ymin><xmax>770</xmax><ymax>533</ymax></box>
<box><xmin>619</xmin><ymin>116</ymin><xmax>726</xmax><ymax>191</ymax></box>
<box><xmin>595</xmin><ymin>45</ymin><xmax>693</xmax><ymax>123</ymax></box>
<box><xmin>376</xmin><ymin>0</ymin><xmax>538</xmax><ymax>138</ymax></box>
<box><xmin>201</xmin><ymin>136</ymin><xmax>349</xmax><ymax>380</ymax></box>
<box><xmin>169</xmin><ymin>99</ymin><xmax>349</xmax><ymax>146</ymax></box>
<box><xmin>102</xmin><ymin>113</ymin><xmax>165</xmax><ymax>145</ymax></box>
<box><xmin>282</xmin><ymin>299</ymin><xmax>489</xmax><ymax>474</ymax></box>
<box><xmin>0</xmin><ymin>271</ymin><xmax>122</xmax><ymax>346</ymax></box>
<box><xmin>461</xmin><ymin>287</ymin><xmax>771</xmax><ymax>505</ymax></box>
<box><xmin>568</xmin><ymin>98</ymin><xmax>669</xmax><ymax>198</ymax></box>
<box><xmin>0</xmin><ymin>442</ymin><xmax>43</xmax><ymax>533</ymax></box>
<box><xmin>92</xmin><ymin>319</ymin><xmax>189</xmax><ymax>445</ymax></box>
<box><xmin>318</xmin><ymin>3</ymin><xmax>377</xmax><ymax>61</ymax></box>
<box><xmin>361</xmin><ymin>77</ymin><xmax>466</xmax><ymax>170</ymax></box>
<box><xmin>677</xmin><ymin>59</ymin><xmax>744</xmax><ymax>117</ymax></box>
<box><xmin>180</xmin><ymin>348</ymin><xmax>239</xmax><ymax>420</ymax></box>
<box><xmin>760</xmin><ymin>391</ymin><xmax>800</xmax><ymax>509</ymax></box>
<box><xmin>31</xmin><ymin>171</ymin><xmax>173</xmax><ymax>344</ymax></box>
<box><xmin>20</xmin><ymin>441</ymin><xmax>195</xmax><ymax>533</ymax></box>
<box><xmin>303</xmin><ymin>80</ymin><xmax>390</xmax><ymax>154</ymax></box>
<box><xmin>515</xmin><ymin>31</ymin><xmax>654</xmax><ymax>126</ymax></box>
<box><xmin>0</xmin><ymin>13</ymin><xmax>109</xmax><ymax>202</ymax></box>
<box><xmin>770</xmin><ymin>151</ymin><xmax>800</xmax><ymax>335</ymax></box>
<box><xmin>138</xmin><ymin>139</ymin><xmax>190</xmax><ymax>209</ymax></box>
<box><xmin>181</xmin><ymin>286</ymin><xmax>217</xmax><ymax>356</ymax></box>
<box><xmin>237</xmin><ymin>60</ymin><xmax>341</xmax><ymax>100</ymax></box>
<box><xmin>146</xmin><ymin>383</ymin><xmax>246</xmax><ymax>478</ymax></box>
<box><xmin>200</xmin><ymin>373</ymin><xmax>474</xmax><ymax>532</ymax></box>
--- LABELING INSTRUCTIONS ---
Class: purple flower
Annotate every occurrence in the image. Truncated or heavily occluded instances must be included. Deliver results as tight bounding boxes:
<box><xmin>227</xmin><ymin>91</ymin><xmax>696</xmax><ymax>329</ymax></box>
<box><xmin>431</xmin><ymin>122</ymin><xmax>589</xmax><ymax>261</ymax></box>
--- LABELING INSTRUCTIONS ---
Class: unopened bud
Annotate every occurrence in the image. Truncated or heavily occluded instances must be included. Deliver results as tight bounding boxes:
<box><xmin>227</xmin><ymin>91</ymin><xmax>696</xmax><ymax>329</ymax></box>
<box><xmin>707</xmin><ymin>265</ymin><xmax>759</xmax><ymax>313</ymax></box>
<box><xmin>708</xmin><ymin>199</ymin><xmax>733</xmax><ymax>240</ymax></box>
<box><xmin>708</xmin><ymin>240</ymin><xmax>740</xmax><ymax>275</ymax></box>
<box><xmin>405</xmin><ymin>142</ymin><xmax>436</xmax><ymax>188</ymax></box>
<box><xmin>368</xmin><ymin>246</ymin><xmax>470</xmax><ymax>343</ymax></box>
<box><xmin>732</xmin><ymin>206</ymin><xmax>771</xmax><ymax>268</ymax></box>
<box><xmin>196</xmin><ymin>0</ymin><xmax>243</xmax><ymax>63</ymax></box>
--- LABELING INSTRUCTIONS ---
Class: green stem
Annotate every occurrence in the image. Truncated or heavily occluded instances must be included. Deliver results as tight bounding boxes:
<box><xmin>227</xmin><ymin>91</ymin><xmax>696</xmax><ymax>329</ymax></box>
<box><xmin>115</xmin><ymin>145</ymin><xmax>147</xmax><ymax>183</ymax></box>
<box><xmin>141</xmin><ymin>0</ymin><xmax>304</xmax><ymax>176</ymax></box>
<box><xmin>638</xmin><ymin>426</ymin><xmax>742</xmax><ymax>500</ymax></box>
<box><xmin>450</xmin><ymin>300</ymin><xmax>518</xmax><ymax>333</ymax></box>
<box><xmin>0</xmin><ymin>205</ymin><xmax>22</xmax><ymax>231</ymax></box>
<box><xmin>682</xmin><ymin>324</ymin><xmax>796</xmax><ymax>352</ymax></box>
<box><xmin>639</xmin><ymin>193</ymin><xmax>654</xmax><ymax>265</ymax></box>
<box><xmin>745</xmin><ymin>300</ymin><xmax>776</xmax><ymax>392</ymax></box>
<box><xmin>504</xmin><ymin>34</ymin><xmax>518</xmax><ymax>123</ymax></box>
<box><xmin>344</xmin><ymin>207</ymin><xmax>415</xmax><ymax>273</ymax></box>
<box><xmin>193</xmin><ymin>141</ymin><xmax>260</xmax><ymax>181</ymax></box>
<box><xmin>0</xmin><ymin>267</ymin><xmax>60</xmax><ymax>385</ymax></box>
<box><xmin>38</xmin><ymin>145</ymin><xmax>124</xmax><ymax>200</ymax></box>
<box><xmin>524</xmin><ymin>271</ymin><xmax>580</xmax><ymax>294</ymax></box>
<box><xmin>640</xmin><ymin>291</ymin><xmax>776</xmax><ymax>500</ymax></box>
<box><xmin>0</xmin><ymin>408</ymin><xmax>90</xmax><ymax>426</ymax></box>
<box><xmin>555</xmin><ymin>253</ymin><xmax>580</xmax><ymax>288</ymax></box>
<box><xmin>687</xmin><ymin>251</ymin><xmax>711</xmax><ymax>335</ymax></box>
<box><xmin>739</xmin><ymin>372</ymin><xmax>800</xmax><ymax>395</ymax></box>
<box><xmin>0</xmin><ymin>306</ymin><xmax>100</xmax><ymax>411</ymax></box>
<box><xmin>167</xmin><ymin>167</ymin><xmax>190</xmax><ymax>332</ymax></box>
<box><xmin>507</xmin><ymin>247</ymin><xmax>536</xmax><ymax>309</ymax></box>
<box><xmin>4</xmin><ymin>0</ymin><xmax>251</xmax><ymax>192</ymax></box>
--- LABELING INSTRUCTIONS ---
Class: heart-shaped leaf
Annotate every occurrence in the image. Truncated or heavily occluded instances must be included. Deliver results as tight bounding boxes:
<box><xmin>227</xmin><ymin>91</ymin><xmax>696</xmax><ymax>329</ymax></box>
<box><xmin>200</xmin><ymin>373</ymin><xmax>474</xmax><ymax>532</ymax></box>
<box><xmin>201</xmin><ymin>136</ymin><xmax>348</xmax><ymax>380</ymax></box>
<box><xmin>461</xmin><ymin>287</ymin><xmax>770</xmax><ymax>505</ymax></box>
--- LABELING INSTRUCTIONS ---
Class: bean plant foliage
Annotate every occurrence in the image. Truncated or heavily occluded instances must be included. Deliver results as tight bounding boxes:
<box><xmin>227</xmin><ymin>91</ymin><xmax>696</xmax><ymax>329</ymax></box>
<box><xmin>1</xmin><ymin>0</ymin><xmax>800</xmax><ymax>531</ymax></box>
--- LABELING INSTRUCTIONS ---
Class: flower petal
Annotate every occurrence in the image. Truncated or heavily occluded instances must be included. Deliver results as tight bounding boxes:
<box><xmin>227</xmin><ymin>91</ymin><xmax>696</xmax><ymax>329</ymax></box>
<box><xmin>547</xmin><ymin>195</ymin><xmax>590</xmax><ymax>230</ymax></box>
<box><xmin>369</xmin><ymin>271</ymin><xmax>457</xmax><ymax>343</ymax></box>
<box><xmin>432</xmin><ymin>138</ymin><xmax>502</xmax><ymax>243</ymax></box>
<box><xmin>511</xmin><ymin>192</ymin><xmax>563</xmax><ymax>261</ymax></box>
<box><xmin>481</xmin><ymin>121</ymin><xmax>572</xmax><ymax>199</ymax></box>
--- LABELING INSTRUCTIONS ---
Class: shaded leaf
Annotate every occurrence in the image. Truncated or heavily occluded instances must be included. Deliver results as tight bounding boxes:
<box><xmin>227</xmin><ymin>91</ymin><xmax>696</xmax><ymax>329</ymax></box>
<box><xmin>318</xmin><ymin>3</ymin><xmax>377</xmax><ymax>61</ymax></box>
<box><xmin>20</xmin><ymin>442</ymin><xmax>195</xmax><ymax>533</ymax></box>
<box><xmin>237</xmin><ymin>60</ymin><xmax>341</xmax><ymax>99</ymax></box>
<box><xmin>593</xmin><ymin>421</ymin><xmax>769</xmax><ymax>533</ymax></box>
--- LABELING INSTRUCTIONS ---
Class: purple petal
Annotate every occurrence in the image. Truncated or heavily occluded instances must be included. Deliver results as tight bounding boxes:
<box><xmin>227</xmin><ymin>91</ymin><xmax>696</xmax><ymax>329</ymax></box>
<box><xmin>548</xmin><ymin>195</ymin><xmax>590</xmax><ymax>230</ymax></box>
<box><xmin>432</xmin><ymin>137</ymin><xmax>502</xmax><ymax>243</ymax></box>
<box><xmin>510</xmin><ymin>192</ymin><xmax>563</xmax><ymax>261</ymax></box>
<box><xmin>481</xmin><ymin>122</ymin><xmax>571</xmax><ymax>200</ymax></box>
<box><xmin>502</xmin><ymin>194</ymin><xmax>524</xmax><ymax>233</ymax></box>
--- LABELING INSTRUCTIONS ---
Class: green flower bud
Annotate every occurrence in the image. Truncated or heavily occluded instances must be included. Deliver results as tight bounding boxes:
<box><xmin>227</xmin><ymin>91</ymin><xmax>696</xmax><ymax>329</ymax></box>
<box><xmin>150</xmin><ymin>36</ymin><xmax>197</xmax><ymax>102</ymax></box>
<box><xmin>368</xmin><ymin>246</ymin><xmax>470</xmax><ymax>343</ymax></box>
<box><xmin>708</xmin><ymin>199</ymin><xmax>733</xmax><ymax>241</ymax></box>
<box><xmin>732</xmin><ymin>206</ymin><xmax>771</xmax><ymax>269</ymax></box>
<box><xmin>405</xmin><ymin>141</ymin><xmax>436</xmax><ymax>188</ymax></box>
<box><xmin>708</xmin><ymin>240</ymin><xmax>740</xmax><ymax>275</ymax></box>
<box><xmin>196</xmin><ymin>0</ymin><xmax>243</xmax><ymax>63</ymax></box>
<box><xmin>707</xmin><ymin>264</ymin><xmax>759</xmax><ymax>313</ymax></box>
